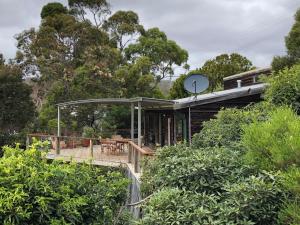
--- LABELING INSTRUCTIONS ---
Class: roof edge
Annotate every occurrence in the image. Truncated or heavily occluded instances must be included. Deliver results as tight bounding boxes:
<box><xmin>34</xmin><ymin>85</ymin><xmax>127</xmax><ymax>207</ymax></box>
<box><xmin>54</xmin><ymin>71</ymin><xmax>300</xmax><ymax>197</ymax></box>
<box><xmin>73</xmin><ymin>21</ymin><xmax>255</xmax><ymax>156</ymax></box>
<box><xmin>223</xmin><ymin>67</ymin><xmax>271</xmax><ymax>81</ymax></box>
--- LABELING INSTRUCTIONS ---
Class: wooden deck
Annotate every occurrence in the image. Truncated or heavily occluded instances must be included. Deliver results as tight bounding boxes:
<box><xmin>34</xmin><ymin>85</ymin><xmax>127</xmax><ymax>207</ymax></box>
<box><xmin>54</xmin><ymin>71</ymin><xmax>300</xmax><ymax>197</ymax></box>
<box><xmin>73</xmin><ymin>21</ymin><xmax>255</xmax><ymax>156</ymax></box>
<box><xmin>27</xmin><ymin>134</ymin><xmax>155</xmax><ymax>176</ymax></box>
<box><xmin>48</xmin><ymin>145</ymin><xmax>128</xmax><ymax>165</ymax></box>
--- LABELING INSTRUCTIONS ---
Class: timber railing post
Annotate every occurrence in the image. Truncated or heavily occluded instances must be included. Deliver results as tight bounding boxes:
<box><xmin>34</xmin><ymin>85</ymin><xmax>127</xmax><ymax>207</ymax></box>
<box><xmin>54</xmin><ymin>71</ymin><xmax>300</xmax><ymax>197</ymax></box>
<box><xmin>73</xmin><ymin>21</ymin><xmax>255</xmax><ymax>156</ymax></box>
<box><xmin>56</xmin><ymin>136</ymin><xmax>60</xmax><ymax>155</ymax></box>
<box><xmin>134</xmin><ymin>149</ymin><xmax>140</xmax><ymax>173</ymax></box>
<box><xmin>128</xmin><ymin>142</ymin><xmax>132</xmax><ymax>163</ymax></box>
<box><xmin>89</xmin><ymin>139</ymin><xmax>93</xmax><ymax>158</ymax></box>
<box><xmin>26</xmin><ymin>135</ymin><xmax>30</xmax><ymax>150</ymax></box>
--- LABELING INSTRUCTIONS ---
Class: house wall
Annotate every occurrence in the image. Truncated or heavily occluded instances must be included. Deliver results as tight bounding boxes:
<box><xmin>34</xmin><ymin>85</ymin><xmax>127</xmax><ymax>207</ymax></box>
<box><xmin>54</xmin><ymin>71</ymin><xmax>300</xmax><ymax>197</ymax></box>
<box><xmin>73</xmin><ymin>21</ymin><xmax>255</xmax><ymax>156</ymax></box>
<box><xmin>223</xmin><ymin>69</ymin><xmax>271</xmax><ymax>90</ymax></box>
<box><xmin>189</xmin><ymin>93</ymin><xmax>262</xmax><ymax>136</ymax></box>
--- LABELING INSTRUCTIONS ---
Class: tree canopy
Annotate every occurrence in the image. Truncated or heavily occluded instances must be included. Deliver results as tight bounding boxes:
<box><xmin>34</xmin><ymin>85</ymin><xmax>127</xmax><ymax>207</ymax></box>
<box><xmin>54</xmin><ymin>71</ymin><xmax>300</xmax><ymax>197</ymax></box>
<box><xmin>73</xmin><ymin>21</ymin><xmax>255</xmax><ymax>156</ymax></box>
<box><xmin>125</xmin><ymin>28</ymin><xmax>189</xmax><ymax>83</ymax></box>
<box><xmin>199</xmin><ymin>53</ymin><xmax>254</xmax><ymax>91</ymax></box>
<box><xmin>272</xmin><ymin>8</ymin><xmax>300</xmax><ymax>72</ymax></box>
<box><xmin>41</xmin><ymin>2</ymin><xmax>68</xmax><ymax>19</ymax></box>
<box><xmin>12</xmin><ymin>1</ymin><xmax>188</xmax><ymax>135</ymax></box>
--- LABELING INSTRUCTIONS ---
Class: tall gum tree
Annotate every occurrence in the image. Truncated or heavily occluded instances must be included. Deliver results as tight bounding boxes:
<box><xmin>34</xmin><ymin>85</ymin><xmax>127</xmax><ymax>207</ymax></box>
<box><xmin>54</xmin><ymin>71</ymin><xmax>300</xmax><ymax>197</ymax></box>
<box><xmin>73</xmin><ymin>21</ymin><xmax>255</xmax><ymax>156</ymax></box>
<box><xmin>125</xmin><ymin>27</ymin><xmax>189</xmax><ymax>84</ymax></box>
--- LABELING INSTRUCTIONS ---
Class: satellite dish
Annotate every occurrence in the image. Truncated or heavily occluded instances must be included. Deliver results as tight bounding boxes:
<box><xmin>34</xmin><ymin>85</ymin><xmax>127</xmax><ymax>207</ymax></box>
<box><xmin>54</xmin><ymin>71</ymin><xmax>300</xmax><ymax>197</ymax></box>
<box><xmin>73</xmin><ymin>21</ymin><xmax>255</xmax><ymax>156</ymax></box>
<box><xmin>183</xmin><ymin>74</ymin><xmax>209</xmax><ymax>94</ymax></box>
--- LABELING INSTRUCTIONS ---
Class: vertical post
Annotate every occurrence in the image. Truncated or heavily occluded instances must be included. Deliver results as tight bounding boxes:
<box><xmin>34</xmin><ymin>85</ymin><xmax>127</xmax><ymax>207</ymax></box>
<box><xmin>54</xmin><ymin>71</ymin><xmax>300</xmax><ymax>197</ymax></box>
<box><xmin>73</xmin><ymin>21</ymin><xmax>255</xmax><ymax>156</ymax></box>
<box><xmin>167</xmin><ymin>117</ymin><xmax>171</xmax><ymax>146</ymax></box>
<box><xmin>134</xmin><ymin>146</ymin><xmax>140</xmax><ymax>173</ymax></box>
<box><xmin>188</xmin><ymin>107</ymin><xmax>192</xmax><ymax>145</ymax></box>
<box><xmin>138</xmin><ymin>101</ymin><xmax>142</xmax><ymax>147</ymax></box>
<box><xmin>173</xmin><ymin>114</ymin><xmax>176</xmax><ymax>145</ymax></box>
<box><xmin>89</xmin><ymin>139</ymin><xmax>93</xmax><ymax>158</ymax></box>
<box><xmin>128</xmin><ymin>142</ymin><xmax>132</xmax><ymax>163</ymax></box>
<box><xmin>131</xmin><ymin>103</ymin><xmax>134</xmax><ymax>141</ymax></box>
<box><xmin>56</xmin><ymin>136</ymin><xmax>60</xmax><ymax>155</ymax></box>
<box><xmin>26</xmin><ymin>135</ymin><xmax>30</xmax><ymax>149</ymax></box>
<box><xmin>57</xmin><ymin>106</ymin><xmax>61</xmax><ymax>137</ymax></box>
<box><xmin>158</xmin><ymin>113</ymin><xmax>162</xmax><ymax>146</ymax></box>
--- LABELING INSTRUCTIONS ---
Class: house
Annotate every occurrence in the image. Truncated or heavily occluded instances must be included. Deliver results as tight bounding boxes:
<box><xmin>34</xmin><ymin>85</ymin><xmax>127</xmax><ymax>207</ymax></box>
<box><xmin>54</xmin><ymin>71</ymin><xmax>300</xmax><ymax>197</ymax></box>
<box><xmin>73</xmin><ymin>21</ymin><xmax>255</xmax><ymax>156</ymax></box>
<box><xmin>56</xmin><ymin>67</ymin><xmax>272</xmax><ymax>149</ymax></box>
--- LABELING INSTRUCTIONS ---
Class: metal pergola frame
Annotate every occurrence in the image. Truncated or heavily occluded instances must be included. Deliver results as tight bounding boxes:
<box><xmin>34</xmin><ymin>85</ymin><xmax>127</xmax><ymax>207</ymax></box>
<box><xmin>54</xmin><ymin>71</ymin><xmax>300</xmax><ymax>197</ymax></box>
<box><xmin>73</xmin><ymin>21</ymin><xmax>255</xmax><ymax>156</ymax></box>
<box><xmin>56</xmin><ymin>97</ymin><xmax>175</xmax><ymax>147</ymax></box>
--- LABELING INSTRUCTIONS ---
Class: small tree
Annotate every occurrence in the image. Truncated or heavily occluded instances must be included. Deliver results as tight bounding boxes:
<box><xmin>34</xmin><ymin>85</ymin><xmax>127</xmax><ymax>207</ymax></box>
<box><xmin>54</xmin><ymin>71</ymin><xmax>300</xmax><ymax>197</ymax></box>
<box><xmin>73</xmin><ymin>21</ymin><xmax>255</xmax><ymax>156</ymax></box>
<box><xmin>265</xmin><ymin>63</ymin><xmax>300</xmax><ymax>113</ymax></box>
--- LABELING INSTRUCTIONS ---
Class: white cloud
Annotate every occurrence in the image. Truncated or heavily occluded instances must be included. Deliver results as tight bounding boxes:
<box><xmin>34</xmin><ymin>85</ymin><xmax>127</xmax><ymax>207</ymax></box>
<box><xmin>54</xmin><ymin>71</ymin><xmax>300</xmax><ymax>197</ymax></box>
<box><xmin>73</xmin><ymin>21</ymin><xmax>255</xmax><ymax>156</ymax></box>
<box><xmin>0</xmin><ymin>0</ymin><xmax>298</xmax><ymax>69</ymax></box>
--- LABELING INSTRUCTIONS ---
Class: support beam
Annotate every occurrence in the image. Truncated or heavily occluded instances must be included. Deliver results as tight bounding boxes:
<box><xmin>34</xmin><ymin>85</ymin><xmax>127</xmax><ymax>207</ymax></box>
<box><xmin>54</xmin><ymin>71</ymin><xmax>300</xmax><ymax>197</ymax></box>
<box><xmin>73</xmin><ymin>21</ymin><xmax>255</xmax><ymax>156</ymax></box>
<box><xmin>138</xmin><ymin>101</ymin><xmax>142</xmax><ymax>147</ymax></box>
<box><xmin>57</xmin><ymin>106</ymin><xmax>61</xmax><ymax>137</ymax></box>
<box><xmin>167</xmin><ymin>117</ymin><xmax>171</xmax><ymax>146</ymax></box>
<box><xmin>131</xmin><ymin>103</ymin><xmax>134</xmax><ymax>141</ymax></box>
<box><xmin>188</xmin><ymin>107</ymin><xmax>192</xmax><ymax>145</ymax></box>
<box><xmin>158</xmin><ymin>113</ymin><xmax>162</xmax><ymax>146</ymax></box>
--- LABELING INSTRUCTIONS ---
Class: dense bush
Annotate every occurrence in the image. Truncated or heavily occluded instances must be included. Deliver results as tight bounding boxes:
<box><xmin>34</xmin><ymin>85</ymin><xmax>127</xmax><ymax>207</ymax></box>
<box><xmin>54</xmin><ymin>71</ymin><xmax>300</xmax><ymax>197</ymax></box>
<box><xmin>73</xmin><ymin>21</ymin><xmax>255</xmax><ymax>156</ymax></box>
<box><xmin>192</xmin><ymin>104</ymin><xmax>272</xmax><ymax>149</ymax></box>
<box><xmin>0</xmin><ymin>142</ymin><xmax>129</xmax><ymax>225</ymax></box>
<box><xmin>141</xmin><ymin>144</ymin><xmax>252</xmax><ymax>195</ymax></box>
<box><xmin>140</xmin><ymin>143</ymin><xmax>284</xmax><ymax>224</ymax></box>
<box><xmin>139</xmin><ymin>174</ymin><xmax>283</xmax><ymax>225</ymax></box>
<box><xmin>265</xmin><ymin>64</ymin><xmax>300</xmax><ymax>113</ymax></box>
<box><xmin>242</xmin><ymin>106</ymin><xmax>300</xmax><ymax>224</ymax></box>
<box><xmin>243</xmin><ymin>107</ymin><xmax>300</xmax><ymax>171</ymax></box>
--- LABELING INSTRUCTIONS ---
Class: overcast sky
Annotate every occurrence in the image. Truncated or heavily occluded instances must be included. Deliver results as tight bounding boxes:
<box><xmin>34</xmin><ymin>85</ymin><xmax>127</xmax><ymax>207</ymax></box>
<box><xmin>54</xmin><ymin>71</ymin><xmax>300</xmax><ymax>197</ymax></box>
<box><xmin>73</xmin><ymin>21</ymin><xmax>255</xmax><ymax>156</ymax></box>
<box><xmin>0</xmin><ymin>0</ymin><xmax>299</xmax><ymax>73</ymax></box>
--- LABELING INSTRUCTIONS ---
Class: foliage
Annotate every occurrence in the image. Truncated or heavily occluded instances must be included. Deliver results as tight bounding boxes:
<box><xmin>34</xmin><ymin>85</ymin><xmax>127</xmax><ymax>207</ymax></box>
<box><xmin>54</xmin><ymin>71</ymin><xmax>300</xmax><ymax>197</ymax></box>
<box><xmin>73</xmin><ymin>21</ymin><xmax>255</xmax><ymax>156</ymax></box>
<box><xmin>68</xmin><ymin>0</ymin><xmax>110</xmax><ymax>28</ymax></box>
<box><xmin>168</xmin><ymin>74</ymin><xmax>189</xmax><ymax>99</ymax></box>
<box><xmin>138</xmin><ymin>189</ymin><xmax>222</xmax><ymax>225</ymax></box>
<box><xmin>103</xmin><ymin>10</ymin><xmax>144</xmax><ymax>51</ymax></box>
<box><xmin>192</xmin><ymin>104</ymin><xmax>272</xmax><ymax>149</ymax></box>
<box><xmin>0</xmin><ymin>63</ymin><xmax>35</xmax><ymax>146</ymax></box>
<box><xmin>221</xmin><ymin>174</ymin><xmax>283</xmax><ymax>225</ymax></box>
<box><xmin>82</xmin><ymin>126</ymin><xmax>98</xmax><ymax>138</ymax></box>
<box><xmin>0</xmin><ymin>142</ymin><xmax>129</xmax><ymax>224</ymax></box>
<box><xmin>242</xmin><ymin>107</ymin><xmax>300</xmax><ymax>224</ymax></box>
<box><xmin>199</xmin><ymin>53</ymin><xmax>254</xmax><ymax>91</ymax></box>
<box><xmin>140</xmin><ymin>145</ymin><xmax>283</xmax><ymax>225</ymax></box>
<box><xmin>41</xmin><ymin>2</ymin><xmax>68</xmax><ymax>19</ymax></box>
<box><xmin>243</xmin><ymin>107</ymin><xmax>300</xmax><ymax>171</ymax></box>
<box><xmin>272</xmin><ymin>8</ymin><xmax>300</xmax><ymax>72</ymax></box>
<box><xmin>265</xmin><ymin>64</ymin><xmax>300</xmax><ymax>113</ymax></box>
<box><xmin>115</xmin><ymin>56</ymin><xmax>164</xmax><ymax>98</ymax></box>
<box><xmin>125</xmin><ymin>27</ymin><xmax>188</xmax><ymax>82</ymax></box>
<box><xmin>278</xmin><ymin>199</ymin><xmax>300</xmax><ymax>225</ymax></box>
<box><xmin>15</xmin><ymin>1</ymin><xmax>188</xmax><ymax>136</ymax></box>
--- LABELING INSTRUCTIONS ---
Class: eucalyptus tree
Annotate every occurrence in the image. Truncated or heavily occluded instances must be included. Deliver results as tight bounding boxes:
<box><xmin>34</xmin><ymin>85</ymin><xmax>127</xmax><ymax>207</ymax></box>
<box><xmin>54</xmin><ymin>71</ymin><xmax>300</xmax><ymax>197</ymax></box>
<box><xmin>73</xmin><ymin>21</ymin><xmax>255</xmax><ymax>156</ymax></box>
<box><xmin>125</xmin><ymin>27</ymin><xmax>189</xmax><ymax>84</ymax></box>
<box><xmin>68</xmin><ymin>0</ymin><xmax>111</xmax><ymax>28</ymax></box>
<box><xmin>103</xmin><ymin>10</ymin><xmax>144</xmax><ymax>51</ymax></box>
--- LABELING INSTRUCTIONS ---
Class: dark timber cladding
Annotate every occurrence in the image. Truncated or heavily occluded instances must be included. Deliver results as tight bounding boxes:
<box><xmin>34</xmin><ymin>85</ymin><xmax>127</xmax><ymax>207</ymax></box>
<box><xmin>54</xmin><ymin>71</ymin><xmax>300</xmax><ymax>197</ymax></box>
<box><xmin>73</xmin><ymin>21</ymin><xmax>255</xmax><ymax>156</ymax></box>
<box><xmin>189</xmin><ymin>93</ymin><xmax>262</xmax><ymax>136</ymax></box>
<box><xmin>223</xmin><ymin>67</ymin><xmax>271</xmax><ymax>90</ymax></box>
<box><xmin>144</xmin><ymin>83</ymin><xmax>267</xmax><ymax>147</ymax></box>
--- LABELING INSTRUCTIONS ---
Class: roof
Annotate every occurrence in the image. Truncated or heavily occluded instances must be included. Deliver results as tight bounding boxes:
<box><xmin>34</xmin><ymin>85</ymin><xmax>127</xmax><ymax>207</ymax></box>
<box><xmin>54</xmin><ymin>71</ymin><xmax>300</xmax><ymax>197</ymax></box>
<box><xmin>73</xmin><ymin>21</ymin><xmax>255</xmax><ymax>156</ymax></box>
<box><xmin>57</xmin><ymin>97</ymin><xmax>175</xmax><ymax>109</ymax></box>
<box><xmin>57</xmin><ymin>84</ymin><xmax>266</xmax><ymax>110</ymax></box>
<box><xmin>223</xmin><ymin>67</ymin><xmax>271</xmax><ymax>81</ymax></box>
<box><xmin>173</xmin><ymin>83</ymin><xmax>266</xmax><ymax>109</ymax></box>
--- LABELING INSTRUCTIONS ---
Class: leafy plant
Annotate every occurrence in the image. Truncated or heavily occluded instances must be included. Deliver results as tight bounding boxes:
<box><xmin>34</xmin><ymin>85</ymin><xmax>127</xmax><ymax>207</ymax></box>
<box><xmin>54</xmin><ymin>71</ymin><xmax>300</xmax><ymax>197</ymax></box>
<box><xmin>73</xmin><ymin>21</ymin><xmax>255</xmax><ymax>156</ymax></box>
<box><xmin>0</xmin><ymin>141</ymin><xmax>130</xmax><ymax>224</ymax></box>
<box><xmin>192</xmin><ymin>103</ymin><xmax>272</xmax><ymax>149</ymax></box>
<box><xmin>265</xmin><ymin>64</ymin><xmax>300</xmax><ymax>113</ymax></box>
<box><xmin>243</xmin><ymin>107</ymin><xmax>300</xmax><ymax>171</ymax></box>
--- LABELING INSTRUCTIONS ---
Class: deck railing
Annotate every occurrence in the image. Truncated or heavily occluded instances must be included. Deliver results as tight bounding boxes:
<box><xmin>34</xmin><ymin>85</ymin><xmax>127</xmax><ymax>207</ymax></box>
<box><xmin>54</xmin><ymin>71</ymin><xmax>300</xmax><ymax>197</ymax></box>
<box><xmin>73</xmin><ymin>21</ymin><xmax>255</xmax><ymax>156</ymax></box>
<box><xmin>128</xmin><ymin>141</ymin><xmax>154</xmax><ymax>173</ymax></box>
<box><xmin>26</xmin><ymin>134</ymin><xmax>154</xmax><ymax>173</ymax></box>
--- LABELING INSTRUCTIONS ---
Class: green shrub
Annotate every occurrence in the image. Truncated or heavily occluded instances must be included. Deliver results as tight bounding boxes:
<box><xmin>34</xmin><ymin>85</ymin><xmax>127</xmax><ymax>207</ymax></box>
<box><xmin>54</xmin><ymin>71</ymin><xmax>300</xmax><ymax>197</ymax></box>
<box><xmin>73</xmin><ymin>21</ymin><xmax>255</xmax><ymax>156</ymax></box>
<box><xmin>192</xmin><ymin>104</ymin><xmax>272</xmax><ymax>149</ymax></box>
<box><xmin>221</xmin><ymin>173</ymin><xmax>283</xmax><ymax>225</ymax></box>
<box><xmin>278</xmin><ymin>199</ymin><xmax>300</xmax><ymax>225</ymax></box>
<box><xmin>138</xmin><ymin>188</ymin><xmax>222</xmax><ymax>225</ymax></box>
<box><xmin>0</xmin><ymin>142</ymin><xmax>129</xmax><ymax>224</ymax></box>
<box><xmin>243</xmin><ymin>107</ymin><xmax>300</xmax><ymax>171</ymax></box>
<box><xmin>265</xmin><ymin>64</ymin><xmax>300</xmax><ymax>113</ymax></box>
<box><xmin>140</xmin><ymin>173</ymin><xmax>283</xmax><ymax>225</ymax></box>
<box><xmin>142</xmin><ymin>145</ymin><xmax>252</xmax><ymax>195</ymax></box>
